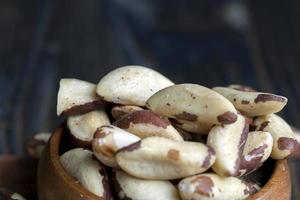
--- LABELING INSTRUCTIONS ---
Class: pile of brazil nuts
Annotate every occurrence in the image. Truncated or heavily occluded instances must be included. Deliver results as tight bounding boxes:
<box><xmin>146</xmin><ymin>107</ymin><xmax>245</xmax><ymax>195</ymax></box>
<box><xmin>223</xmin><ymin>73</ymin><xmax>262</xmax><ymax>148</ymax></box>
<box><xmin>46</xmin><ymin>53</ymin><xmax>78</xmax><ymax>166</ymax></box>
<box><xmin>56</xmin><ymin>65</ymin><xmax>299</xmax><ymax>200</ymax></box>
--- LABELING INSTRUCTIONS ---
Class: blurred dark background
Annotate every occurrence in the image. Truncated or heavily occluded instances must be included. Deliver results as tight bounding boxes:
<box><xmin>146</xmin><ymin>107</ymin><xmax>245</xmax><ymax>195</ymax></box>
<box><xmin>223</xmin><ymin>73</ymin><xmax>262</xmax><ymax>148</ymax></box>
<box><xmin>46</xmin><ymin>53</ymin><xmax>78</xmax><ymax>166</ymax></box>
<box><xmin>0</xmin><ymin>0</ymin><xmax>300</xmax><ymax>197</ymax></box>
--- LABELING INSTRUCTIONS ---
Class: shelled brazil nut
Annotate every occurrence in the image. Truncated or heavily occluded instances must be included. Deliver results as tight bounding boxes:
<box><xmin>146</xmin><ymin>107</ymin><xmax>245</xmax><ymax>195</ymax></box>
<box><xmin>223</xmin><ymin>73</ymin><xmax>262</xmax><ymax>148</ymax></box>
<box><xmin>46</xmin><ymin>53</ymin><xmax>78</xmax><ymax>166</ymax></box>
<box><xmin>213</xmin><ymin>86</ymin><xmax>287</xmax><ymax>117</ymax></box>
<box><xmin>116</xmin><ymin>136</ymin><xmax>216</xmax><ymax>180</ymax></box>
<box><xmin>57</xmin><ymin>79</ymin><xmax>105</xmax><ymax>116</ymax></box>
<box><xmin>92</xmin><ymin>125</ymin><xmax>141</xmax><ymax>168</ymax></box>
<box><xmin>54</xmin><ymin>66</ymin><xmax>299</xmax><ymax>200</ymax></box>
<box><xmin>112</xmin><ymin>170</ymin><xmax>181</xmax><ymax>200</ymax></box>
<box><xmin>178</xmin><ymin>173</ymin><xmax>260</xmax><ymax>200</ymax></box>
<box><xmin>113</xmin><ymin>110</ymin><xmax>183</xmax><ymax>141</ymax></box>
<box><xmin>146</xmin><ymin>84</ymin><xmax>238</xmax><ymax>134</ymax></box>
<box><xmin>253</xmin><ymin>114</ymin><xmax>298</xmax><ymax>159</ymax></box>
<box><xmin>96</xmin><ymin>65</ymin><xmax>174</xmax><ymax>106</ymax></box>
<box><xmin>67</xmin><ymin>109</ymin><xmax>110</xmax><ymax>147</ymax></box>
<box><xmin>60</xmin><ymin>148</ymin><xmax>111</xmax><ymax>199</ymax></box>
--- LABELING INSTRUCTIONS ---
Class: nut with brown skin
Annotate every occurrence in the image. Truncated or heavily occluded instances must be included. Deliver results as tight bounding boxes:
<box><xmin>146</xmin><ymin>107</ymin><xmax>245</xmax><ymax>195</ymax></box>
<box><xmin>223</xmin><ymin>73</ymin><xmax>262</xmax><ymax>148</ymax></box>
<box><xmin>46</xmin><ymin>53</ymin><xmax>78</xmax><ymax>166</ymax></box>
<box><xmin>207</xmin><ymin>114</ymin><xmax>249</xmax><ymax>176</ymax></box>
<box><xmin>116</xmin><ymin>136</ymin><xmax>216</xmax><ymax>180</ymax></box>
<box><xmin>92</xmin><ymin>125</ymin><xmax>141</xmax><ymax>168</ymax></box>
<box><xmin>113</xmin><ymin>110</ymin><xmax>183</xmax><ymax>141</ymax></box>
<box><xmin>96</xmin><ymin>65</ymin><xmax>174</xmax><ymax>106</ymax></box>
<box><xmin>111</xmin><ymin>105</ymin><xmax>143</xmax><ymax>120</ymax></box>
<box><xmin>238</xmin><ymin>131</ymin><xmax>273</xmax><ymax>176</ymax></box>
<box><xmin>27</xmin><ymin>132</ymin><xmax>51</xmax><ymax>159</ymax></box>
<box><xmin>0</xmin><ymin>188</ymin><xmax>27</xmax><ymax>200</ymax></box>
<box><xmin>213</xmin><ymin>87</ymin><xmax>287</xmax><ymax>117</ymax></box>
<box><xmin>178</xmin><ymin>173</ymin><xmax>260</xmax><ymax>200</ymax></box>
<box><xmin>146</xmin><ymin>84</ymin><xmax>238</xmax><ymax>132</ymax></box>
<box><xmin>67</xmin><ymin>110</ymin><xmax>110</xmax><ymax>147</ymax></box>
<box><xmin>57</xmin><ymin>79</ymin><xmax>104</xmax><ymax>116</ymax></box>
<box><xmin>253</xmin><ymin>114</ymin><xmax>298</xmax><ymax>159</ymax></box>
<box><xmin>112</xmin><ymin>170</ymin><xmax>181</xmax><ymax>200</ymax></box>
<box><xmin>60</xmin><ymin>148</ymin><xmax>112</xmax><ymax>199</ymax></box>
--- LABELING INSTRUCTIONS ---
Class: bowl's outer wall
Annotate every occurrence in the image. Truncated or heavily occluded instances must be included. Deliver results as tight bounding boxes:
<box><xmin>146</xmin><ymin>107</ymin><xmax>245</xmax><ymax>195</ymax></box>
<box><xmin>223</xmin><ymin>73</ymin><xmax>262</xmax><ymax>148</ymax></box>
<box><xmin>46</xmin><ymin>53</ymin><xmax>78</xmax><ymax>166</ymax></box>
<box><xmin>37</xmin><ymin>125</ymin><xmax>103</xmax><ymax>200</ymax></box>
<box><xmin>37</xmin><ymin>124</ymin><xmax>291</xmax><ymax>200</ymax></box>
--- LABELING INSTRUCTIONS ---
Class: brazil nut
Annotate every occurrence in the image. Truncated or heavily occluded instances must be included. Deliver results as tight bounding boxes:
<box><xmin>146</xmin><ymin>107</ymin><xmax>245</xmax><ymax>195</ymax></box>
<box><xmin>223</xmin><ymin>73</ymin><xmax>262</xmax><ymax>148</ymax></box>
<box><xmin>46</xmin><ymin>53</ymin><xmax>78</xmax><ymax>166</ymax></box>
<box><xmin>112</xmin><ymin>170</ymin><xmax>180</xmax><ymax>200</ymax></box>
<box><xmin>113</xmin><ymin>110</ymin><xmax>183</xmax><ymax>141</ymax></box>
<box><xmin>116</xmin><ymin>136</ymin><xmax>216</xmax><ymax>180</ymax></box>
<box><xmin>57</xmin><ymin>79</ymin><xmax>104</xmax><ymax>116</ymax></box>
<box><xmin>92</xmin><ymin>125</ymin><xmax>141</xmax><ymax>168</ymax></box>
<box><xmin>96</xmin><ymin>65</ymin><xmax>174</xmax><ymax>106</ymax></box>
<box><xmin>178</xmin><ymin>173</ymin><xmax>260</xmax><ymax>200</ymax></box>
<box><xmin>146</xmin><ymin>84</ymin><xmax>238</xmax><ymax>130</ymax></box>
<box><xmin>213</xmin><ymin>87</ymin><xmax>287</xmax><ymax>117</ymax></box>
<box><xmin>67</xmin><ymin>110</ymin><xmax>110</xmax><ymax>147</ymax></box>
<box><xmin>253</xmin><ymin>114</ymin><xmax>298</xmax><ymax>159</ymax></box>
<box><xmin>207</xmin><ymin>114</ymin><xmax>249</xmax><ymax>176</ymax></box>
<box><xmin>60</xmin><ymin>148</ymin><xmax>111</xmax><ymax>199</ymax></box>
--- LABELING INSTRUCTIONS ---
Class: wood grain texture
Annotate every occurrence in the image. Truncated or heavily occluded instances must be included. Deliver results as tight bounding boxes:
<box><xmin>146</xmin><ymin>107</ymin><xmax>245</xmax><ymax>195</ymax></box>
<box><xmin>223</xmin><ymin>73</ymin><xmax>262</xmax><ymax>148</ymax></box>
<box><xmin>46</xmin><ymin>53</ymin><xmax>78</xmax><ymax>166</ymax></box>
<box><xmin>38</xmin><ymin>124</ymin><xmax>291</xmax><ymax>200</ymax></box>
<box><xmin>248</xmin><ymin>160</ymin><xmax>291</xmax><ymax>200</ymax></box>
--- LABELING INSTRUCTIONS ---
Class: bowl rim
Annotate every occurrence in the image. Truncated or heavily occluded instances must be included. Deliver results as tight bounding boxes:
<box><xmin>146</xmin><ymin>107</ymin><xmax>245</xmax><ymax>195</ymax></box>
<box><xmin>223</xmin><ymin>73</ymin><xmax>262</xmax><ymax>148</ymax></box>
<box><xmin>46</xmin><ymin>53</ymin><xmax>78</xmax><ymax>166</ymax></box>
<box><xmin>48</xmin><ymin>124</ymin><xmax>103</xmax><ymax>200</ymax></box>
<box><xmin>46</xmin><ymin>124</ymin><xmax>291</xmax><ymax>200</ymax></box>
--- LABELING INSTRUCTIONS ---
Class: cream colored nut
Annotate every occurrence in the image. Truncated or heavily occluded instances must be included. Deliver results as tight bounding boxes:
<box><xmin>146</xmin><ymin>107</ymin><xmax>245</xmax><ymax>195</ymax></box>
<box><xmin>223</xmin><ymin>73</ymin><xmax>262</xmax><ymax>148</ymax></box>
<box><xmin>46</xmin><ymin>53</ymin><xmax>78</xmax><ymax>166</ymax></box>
<box><xmin>113</xmin><ymin>170</ymin><xmax>181</xmax><ymax>200</ymax></box>
<box><xmin>146</xmin><ymin>84</ymin><xmax>238</xmax><ymax>130</ymax></box>
<box><xmin>92</xmin><ymin>125</ymin><xmax>141</xmax><ymax>168</ymax></box>
<box><xmin>171</xmin><ymin>118</ymin><xmax>214</xmax><ymax>135</ymax></box>
<box><xmin>111</xmin><ymin>105</ymin><xmax>143</xmax><ymax>120</ymax></box>
<box><xmin>113</xmin><ymin>110</ymin><xmax>183</xmax><ymax>141</ymax></box>
<box><xmin>238</xmin><ymin>131</ymin><xmax>273</xmax><ymax>176</ymax></box>
<box><xmin>60</xmin><ymin>148</ymin><xmax>111</xmax><ymax>199</ymax></box>
<box><xmin>228</xmin><ymin>84</ymin><xmax>257</xmax><ymax>92</ymax></box>
<box><xmin>207</xmin><ymin>114</ymin><xmax>249</xmax><ymax>176</ymax></box>
<box><xmin>178</xmin><ymin>173</ymin><xmax>260</xmax><ymax>200</ymax></box>
<box><xmin>213</xmin><ymin>87</ymin><xmax>287</xmax><ymax>117</ymax></box>
<box><xmin>57</xmin><ymin>79</ymin><xmax>104</xmax><ymax>116</ymax></box>
<box><xmin>96</xmin><ymin>65</ymin><xmax>174</xmax><ymax>106</ymax></box>
<box><xmin>253</xmin><ymin>114</ymin><xmax>298</xmax><ymax>159</ymax></box>
<box><xmin>27</xmin><ymin>132</ymin><xmax>51</xmax><ymax>159</ymax></box>
<box><xmin>0</xmin><ymin>187</ymin><xmax>27</xmax><ymax>200</ymax></box>
<box><xmin>116</xmin><ymin>136</ymin><xmax>216</xmax><ymax>180</ymax></box>
<box><xmin>67</xmin><ymin>110</ymin><xmax>110</xmax><ymax>146</ymax></box>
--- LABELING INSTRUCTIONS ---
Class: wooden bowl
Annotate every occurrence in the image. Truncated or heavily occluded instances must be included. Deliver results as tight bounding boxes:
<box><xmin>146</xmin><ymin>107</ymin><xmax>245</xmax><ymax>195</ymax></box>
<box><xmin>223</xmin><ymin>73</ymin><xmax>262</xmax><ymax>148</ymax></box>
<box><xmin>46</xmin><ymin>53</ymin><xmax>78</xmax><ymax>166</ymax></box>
<box><xmin>37</xmin><ymin>124</ymin><xmax>291</xmax><ymax>200</ymax></box>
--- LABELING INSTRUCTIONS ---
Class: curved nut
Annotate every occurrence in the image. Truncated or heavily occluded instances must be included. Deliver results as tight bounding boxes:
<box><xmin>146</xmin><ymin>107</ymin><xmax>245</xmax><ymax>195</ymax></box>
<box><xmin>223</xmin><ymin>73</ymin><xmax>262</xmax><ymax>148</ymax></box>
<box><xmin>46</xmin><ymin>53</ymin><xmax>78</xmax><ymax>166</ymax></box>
<box><xmin>178</xmin><ymin>173</ymin><xmax>260</xmax><ymax>200</ymax></box>
<box><xmin>60</xmin><ymin>148</ymin><xmax>111</xmax><ymax>199</ymax></box>
<box><xmin>113</xmin><ymin>110</ymin><xmax>183</xmax><ymax>141</ymax></box>
<box><xmin>111</xmin><ymin>105</ymin><xmax>143</xmax><ymax>120</ymax></box>
<box><xmin>0</xmin><ymin>187</ymin><xmax>27</xmax><ymax>200</ymax></box>
<box><xmin>116</xmin><ymin>136</ymin><xmax>216</xmax><ymax>180</ymax></box>
<box><xmin>239</xmin><ymin>131</ymin><xmax>273</xmax><ymax>176</ymax></box>
<box><xmin>92</xmin><ymin>125</ymin><xmax>141</xmax><ymax>168</ymax></box>
<box><xmin>146</xmin><ymin>84</ymin><xmax>238</xmax><ymax>129</ymax></box>
<box><xmin>171</xmin><ymin>118</ymin><xmax>213</xmax><ymax>135</ymax></box>
<box><xmin>112</xmin><ymin>170</ymin><xmax>181</xmax><ymax>200</ymax></box>
<box><xmin>67</xmin><ymin>110</ymin><xmax>110</xmax><ymax>146</ymax></box>
<box><xmin>253</xmin><ymin>114</ymin><xmax>298</xmax><ymax>159</ymax></box>
<box><xmin>207</xmin><ymin>114</ymin><xmax>249</xmax><ymax>176</ymax></box>
<box><xmin>213</xmin><ymin>87</ymin><xmax>287</xmax><ymax>117</ymax></box>
<box><xmin>27</xmin><ymin>132</ymin><xmax>51</xmax><ymax>159</ymax></box>
<box><xmin>96</xmin><ymin>65</ymin><xmax>174</xmax><ymax>106</ymax></box>
<box><xmin>57</xmin><ymin>79</ymin><xmax>104</xmax><ymax>116</ymax></box>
